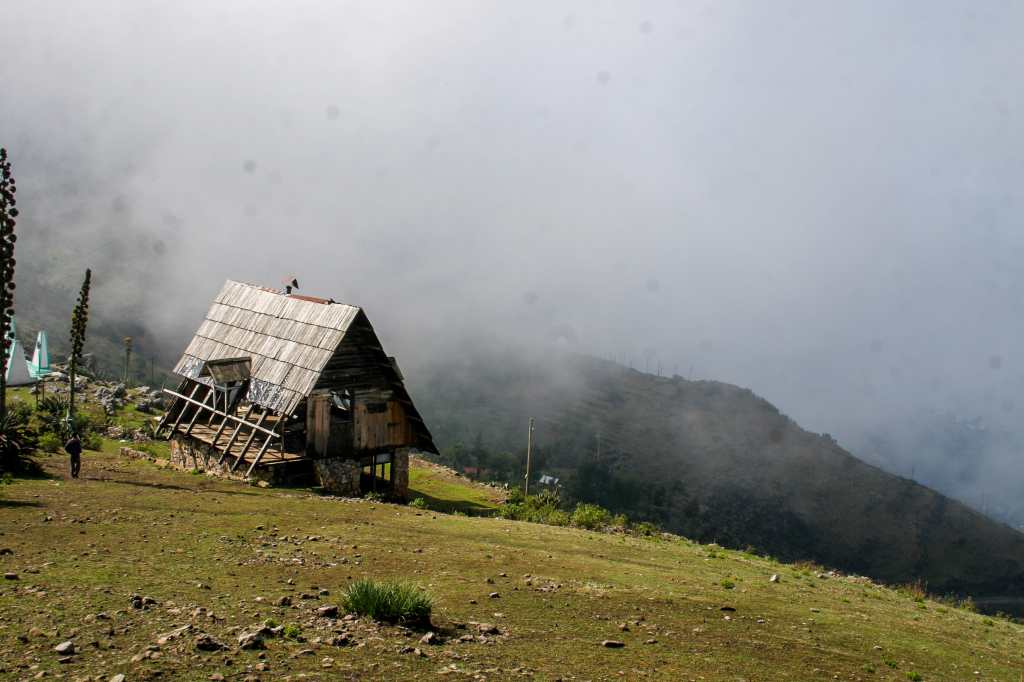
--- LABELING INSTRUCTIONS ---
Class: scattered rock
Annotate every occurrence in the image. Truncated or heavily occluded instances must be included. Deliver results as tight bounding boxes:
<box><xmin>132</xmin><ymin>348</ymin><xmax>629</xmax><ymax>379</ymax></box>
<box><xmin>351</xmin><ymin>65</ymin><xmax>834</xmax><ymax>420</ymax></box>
<box><xmin>317</xmin><ymin>605</ymin><xmax>338</xmax><ymax>618</ymax></box>
<box><xmin>329</xmin><ymin>633</ymin><xmax>350</xmax><ymax>647</ymax></box>
<box><xmin>420</xmin><ymin>631</ymin><xmax>438</xmax><ymax>645</ymax></box>
<box><xmin>769</xmin><ymin>574</ymin><xmax>780</xmax><ymax>583</ymax></box>
<box><xmin>476</xmin><ymin>623</ymin><xmax>500</xmax><ymax>635</ymax></box>
<box><xmin>275</xmin><ymin>596</ymin><xmax>292</xmax><ymax>607</ymax></box>
<box><xmin>109</xmin><ymin>675</ymin><xmax>126</xmax><ymax>682</ymax></box>
<box><xmin>53</xmin><ymin>641</ymin><xmax>75</xmax><ymax>655</ymax></box>
<box><xmin>237</xmin><ymin>631</ymin><xmax>266</xmax><ymax>650</ymax></box>
<box><xmin>601</xmin><ymin>640</ymin><xmax>625</xmax><ymax>648</ymax></box>
<box><xmin>3</xmin><ymin>572</ymin><xmax>18</xmax><ymax>580</ymax></box>
<box><xmin>618</xmin><ymin>623</ymin><xmax>630</xmax><ymax>631</ymax></box>
<box><xmin>194</xmin><ymin>634</ymin><xmax>228</xmax><ymax>652</ymax></box>
<box><xmin>488</xmin><ymin>592</ymin><xmax>500</xmax><ymax>599</ymax></box>
<box><xmin>645</xmin><ymin>638</ymin><xmax>658</xmax><ymax>645</ymax></box>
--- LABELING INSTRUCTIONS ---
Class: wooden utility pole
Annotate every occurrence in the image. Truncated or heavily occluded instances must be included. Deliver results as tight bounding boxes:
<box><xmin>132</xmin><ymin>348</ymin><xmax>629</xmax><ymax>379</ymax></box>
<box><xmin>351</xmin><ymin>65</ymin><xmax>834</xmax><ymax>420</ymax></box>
<box><xmin>524</xmin><ymin>417</ymin><xmax>535</xmax><ymax>495</ymax></box>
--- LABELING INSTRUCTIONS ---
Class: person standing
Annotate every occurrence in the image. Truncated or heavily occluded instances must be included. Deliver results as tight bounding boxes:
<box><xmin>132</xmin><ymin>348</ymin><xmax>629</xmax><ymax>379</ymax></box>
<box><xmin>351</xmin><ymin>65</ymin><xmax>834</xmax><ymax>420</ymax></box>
<box><xmin>64</xmin><ymin>433</ymin><xmax>82</xmax><ymax>479</ymax></box>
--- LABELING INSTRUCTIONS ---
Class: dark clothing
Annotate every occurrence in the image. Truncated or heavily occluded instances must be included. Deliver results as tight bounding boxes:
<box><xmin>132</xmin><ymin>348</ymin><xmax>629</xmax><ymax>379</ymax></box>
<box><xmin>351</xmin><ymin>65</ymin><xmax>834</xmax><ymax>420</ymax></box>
<box><xmin>65</xmin><ymin>438</ymin><xmax>82</xmax><ymax>479</ymax></box>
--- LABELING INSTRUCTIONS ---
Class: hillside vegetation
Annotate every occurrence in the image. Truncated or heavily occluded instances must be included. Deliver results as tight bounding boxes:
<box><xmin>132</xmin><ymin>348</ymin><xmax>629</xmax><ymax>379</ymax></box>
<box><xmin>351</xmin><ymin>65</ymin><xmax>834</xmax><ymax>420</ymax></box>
<box><xmin>415</xmin><ymin>349</ymin><xmax>1024</xmax><ymax>603</ymax></box>
<box><xmin>1</xmin><ymin>449</ymin><xmax>1023</xmax><ymax>680</ymax></box>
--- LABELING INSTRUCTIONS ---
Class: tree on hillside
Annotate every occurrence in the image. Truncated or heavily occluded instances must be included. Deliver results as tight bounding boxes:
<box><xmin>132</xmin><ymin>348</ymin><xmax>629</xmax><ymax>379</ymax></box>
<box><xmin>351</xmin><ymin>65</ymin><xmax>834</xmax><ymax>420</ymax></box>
<box><xmin>0</xmin><ymin>148</ymin><xmax>19</xmax><ymax>420</ymax></box>
<box><xmin>68</xmin><ymin>268</ymin><xmax>92</xmax><ymax>428</ymax></box>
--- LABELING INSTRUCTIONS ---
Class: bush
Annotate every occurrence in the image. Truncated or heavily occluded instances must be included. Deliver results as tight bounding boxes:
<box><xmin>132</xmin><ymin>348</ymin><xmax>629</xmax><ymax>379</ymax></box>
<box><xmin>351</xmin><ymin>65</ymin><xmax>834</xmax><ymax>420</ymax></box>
<box><xmin>282</xmin><ymin>623</ymin><xmax>303</xmax><ymax>640</ymax></box>
<box><xmin>341</xmin><ymin>579</ymin><xmax>432</xmax><ymax>626</ymax></box>
<box><xmin>82</xmin><ymin>433</ymin><xmax>103</xmax><ymax>451</ymax></box>
<box><xmin>631</xmin><ymin>521</ymin><xmax>660</xmax><ymax>537</ymax></box>
<box><xmin>38</xmin><ymin>432</ymin><xmax>62</xmax><ymax>453</ymax></box>
<box><xmin>571</xmin><ymin>503</ymin><xmax>613</xmax><ymax>530</ymax></box>
<box><xmin>408</xmin><ymin>497</ymin><xmax>427</xmax><ymax>509</ymax></box>
<box><xmin>499</xmin><ymin>489</ymin><xmax>565</xmax><ymax>525</ymax></box>
<box><xmin>0</xmin><ymin>407</ymin><xmax>36</xmax><ymax>473</ymax></box>
<box><xmin>36</xmin><ymin>395</ymin><xmax>70</xmax><ymax>438</ymax></box>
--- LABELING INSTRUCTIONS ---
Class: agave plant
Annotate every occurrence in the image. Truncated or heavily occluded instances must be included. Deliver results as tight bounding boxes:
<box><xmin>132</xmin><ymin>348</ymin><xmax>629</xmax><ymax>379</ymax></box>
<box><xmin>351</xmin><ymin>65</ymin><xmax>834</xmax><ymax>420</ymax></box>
<box><xmin>0</xmin><ymin>406</ymin><xmax>35</xmax><ymax>473</ymax></box>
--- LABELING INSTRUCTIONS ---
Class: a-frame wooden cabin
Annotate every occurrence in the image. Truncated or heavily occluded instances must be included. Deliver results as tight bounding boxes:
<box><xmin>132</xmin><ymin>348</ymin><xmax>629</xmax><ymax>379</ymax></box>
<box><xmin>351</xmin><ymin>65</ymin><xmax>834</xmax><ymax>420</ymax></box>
<box><xmin>157</xmin><ymin>280</ymin><xmax>436</xmax><ymax>497</ymax></box>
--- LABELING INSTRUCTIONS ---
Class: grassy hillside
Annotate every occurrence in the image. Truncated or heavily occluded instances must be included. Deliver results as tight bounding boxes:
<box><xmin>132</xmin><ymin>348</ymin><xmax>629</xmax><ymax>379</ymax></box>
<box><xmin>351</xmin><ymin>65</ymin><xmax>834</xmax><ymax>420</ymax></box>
<box><xmin>1</xmin><ymin>449</ymin><xmax>1022</xmax><ymax>680</ymax></box>
<box><xmin>414</xmin><ymin>349</ymin><xmax>1024</xmax><ymax>603</ymax></box>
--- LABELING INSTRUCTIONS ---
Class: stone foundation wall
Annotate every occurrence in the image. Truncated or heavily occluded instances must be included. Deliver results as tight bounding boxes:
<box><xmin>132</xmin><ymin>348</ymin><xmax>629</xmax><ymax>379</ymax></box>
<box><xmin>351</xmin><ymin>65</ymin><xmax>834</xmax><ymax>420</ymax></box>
<box><xmin>168</xmin><ymin>435</ymin><xmax>312</xmax><ymax>487</ymax></box>
<box><xmin>392</xmin><ymin>448</ymin><xmax>410</xmax><ymax>500</ymax></box>
<box><xmin>312</xmin><ymin>458</ymin><xmax>362</xmax><ymax>497</ymax></box>
<box><xmin>167</xmin><ymin>435</ymin><xmax>410</xmax><ymax>499</ymax></box>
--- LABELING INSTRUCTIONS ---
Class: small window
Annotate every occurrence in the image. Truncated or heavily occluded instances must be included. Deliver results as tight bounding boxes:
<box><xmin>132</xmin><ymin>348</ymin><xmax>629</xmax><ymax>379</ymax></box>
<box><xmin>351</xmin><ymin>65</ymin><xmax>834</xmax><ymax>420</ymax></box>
<box><xmin>331</xmin><ymin>389</ymin><xmax>352</xmax><ymax>411</ymax></box>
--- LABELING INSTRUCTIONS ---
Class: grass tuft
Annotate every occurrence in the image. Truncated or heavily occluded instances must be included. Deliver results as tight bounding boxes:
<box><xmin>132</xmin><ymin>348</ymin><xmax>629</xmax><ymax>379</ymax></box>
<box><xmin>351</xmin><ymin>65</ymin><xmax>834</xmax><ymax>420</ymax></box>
<box><xmin>341</xmin><ymin>579</ymin><xmax>433</xmax><ymax>627</ymax></box>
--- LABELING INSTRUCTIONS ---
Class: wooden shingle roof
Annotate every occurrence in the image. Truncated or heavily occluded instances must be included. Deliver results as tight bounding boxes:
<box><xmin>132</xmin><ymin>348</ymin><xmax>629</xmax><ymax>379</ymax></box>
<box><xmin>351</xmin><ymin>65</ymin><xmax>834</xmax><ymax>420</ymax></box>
<box><xmin>173</xmin><ymin>280</ymin><xmax>360</xmax><ymax>414</ymax></box>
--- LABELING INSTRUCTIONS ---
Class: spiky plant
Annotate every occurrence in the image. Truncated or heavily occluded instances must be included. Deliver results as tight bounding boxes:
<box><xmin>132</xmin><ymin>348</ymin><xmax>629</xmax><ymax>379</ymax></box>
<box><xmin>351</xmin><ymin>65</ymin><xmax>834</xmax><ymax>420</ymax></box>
<box><xmin>68</xmin><ymin>269</ymin><xmax>92</xmax><ymax>428</ymax></box>
<box><xmin>123</xmin><ymin>336</ymin><xmax>133</xmax><ymax>386</ymax></box>
<box><xmin>0</xmin><ymin>148</ymin><xmax>18</xmax><ymax>421</ymax></box>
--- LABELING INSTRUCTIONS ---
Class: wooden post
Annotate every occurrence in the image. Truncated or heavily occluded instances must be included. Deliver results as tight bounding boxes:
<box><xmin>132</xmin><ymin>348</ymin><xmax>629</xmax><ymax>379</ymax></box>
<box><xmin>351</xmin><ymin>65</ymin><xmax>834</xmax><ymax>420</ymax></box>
<box><xmin>165</xmin><ymin>383</ymin><xmax>202</xmax><ymax>436</ymax></box>
<box><xmin>184</xmin><ymin>386</ymin><xmax>216</xmax><ymax>437</ymax></box>
<box><xmin>524</xmin><ymin>417</ymin><xmax>534</xmax><ymax>495</ymax></box>
<box><xmin>231</xmin><ymin>408</ymin><xmax>269</xmax><ymax>472</ymax></box>
<box><xmin>218</xmin><ymin>403</ymin><xmax>254</xmax><ymax>464</ymax></box>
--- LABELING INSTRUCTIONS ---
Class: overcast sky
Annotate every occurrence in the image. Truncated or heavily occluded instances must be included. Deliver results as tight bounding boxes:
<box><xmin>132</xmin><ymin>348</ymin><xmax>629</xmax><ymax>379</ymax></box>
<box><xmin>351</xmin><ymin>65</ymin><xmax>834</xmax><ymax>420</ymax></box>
<box><xmin>4</xmin><ymin>1</ymin><xmax>1023</xmax><ymax>516</ymax></box>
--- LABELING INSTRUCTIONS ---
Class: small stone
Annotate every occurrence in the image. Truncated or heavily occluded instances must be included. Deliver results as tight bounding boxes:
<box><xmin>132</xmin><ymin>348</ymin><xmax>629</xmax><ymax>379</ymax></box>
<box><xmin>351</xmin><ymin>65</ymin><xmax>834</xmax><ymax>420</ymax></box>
<box><xmin>53</xmin><ymin>641</ymin><xmax>75</xmax><ymax>655</ymax></box>
<box><xmin>645</xmin><ymin>638</ymin><xmax>657</xmax><ymax>645</ymax></box>
<box><xmin>419</xmin><ymin>631</ymin><xmax>438</xmax><ymax>645</ymax></box>
<box><xmin>110</xmin><ymin>675</ymin><xmax>126</xmax><ymax>682</ymax></box>
<box><xmin>769</xmin><ymin>574</ymin><xmax>780</xmax><ymax>583</ymax></box>
<box><xmin>476</xmin><ymin>623</ymin><xmax>500</xmax><ymax>635</ymax></box>
<box><xmin>209</xmin><ymin>675</ymin><xmax>225</xmax><ymax>681</ymax></box>
<box><xmin>3</xmin><ymin>572</ymin><xmax>18</xmax><ymax>580</ymax></box>
<box><xmin>618</xmin><ymin>623</ymin><xmax>630</xmax><ymax>631</ymax></box>
<box><xmin>330</xmin><ymin>633</ymin><xmax>350</xmax><ymax>647</ymax></box>
<box><xmin>275</xmin><ymin>596</ymin><xmax>292</xmax><ymax>607</ymax></box>
<box><xmin>317</xmin><ymin>605</ymin><xmax>338</xmax><ymax>618</ymax></box>
<box><xmin>601</xmin><ymin>640</ymin><xmax>625</xmax><ymax>648</ymax></box>
<box><xmin>488</xmin><ymin>592</ymin><xmax>500</xmax><ymax>599</ymax></box>
<box><xmin>194</xmin><ymin>634</ymin><xmax>227</xmax><ymax>652</ymax></box>
<box><xmin>237</xmin><ymin>631</ymin><xmax>266</xmax><ymax>650</ymax></box>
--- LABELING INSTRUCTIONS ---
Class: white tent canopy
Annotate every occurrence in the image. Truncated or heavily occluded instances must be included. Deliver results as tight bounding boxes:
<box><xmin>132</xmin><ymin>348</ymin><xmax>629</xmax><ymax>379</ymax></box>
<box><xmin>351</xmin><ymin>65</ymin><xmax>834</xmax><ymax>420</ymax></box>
<box><xmin>4</xmin><ymin>316</ymin><xmax>38</xmax><ymax>387</ymax></box>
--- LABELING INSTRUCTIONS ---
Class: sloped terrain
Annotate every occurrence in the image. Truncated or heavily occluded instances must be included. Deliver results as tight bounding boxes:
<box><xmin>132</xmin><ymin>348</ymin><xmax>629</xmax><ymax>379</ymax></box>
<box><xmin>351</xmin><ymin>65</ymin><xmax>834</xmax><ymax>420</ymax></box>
<box><xmin>1</xmin><ymin>449</ymin><xmax>1022</xmax><ymax>681</ymax></box>
<box><xmin>415</xmin><ymin>349</ymin><xmax>1024</xmax><ymax>602</ymax></box>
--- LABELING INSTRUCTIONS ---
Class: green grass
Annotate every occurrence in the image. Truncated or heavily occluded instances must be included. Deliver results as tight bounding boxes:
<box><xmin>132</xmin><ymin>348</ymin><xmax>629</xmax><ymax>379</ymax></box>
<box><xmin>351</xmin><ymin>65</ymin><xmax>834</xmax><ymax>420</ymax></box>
<box><xmin>407</xmin><ymin>456</ymin><xmax>504</xmax><ymax>514</ymax></box>
<box><xmin>0</xmin><ymin>450</ymin><xmax>1022</xmax><ymax>680</ymax></box>
<box><xmin>341</xmin><ymin>579</ymin><xmax>433</xmax><ymax>626</ymax></box>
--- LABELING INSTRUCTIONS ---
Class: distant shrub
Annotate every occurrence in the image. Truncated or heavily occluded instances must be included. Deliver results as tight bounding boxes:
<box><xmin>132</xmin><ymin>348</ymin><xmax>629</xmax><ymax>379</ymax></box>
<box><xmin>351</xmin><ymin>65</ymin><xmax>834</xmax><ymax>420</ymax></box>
<box><xmin>82</xmin><ymin>433</ymin><xmax>103</xmax><ymax>451</ymax></box>
<box><xmin>571</xmin><ymin>503</ymin><xmax>613</xmax><ymax>530</ymax></box>
<box><xmin>282</xmin><ymin>623</ymin><xmax>302</xmax><ymax>640</ymax></box>
<box><xmin>341</xmin><ymin>579</ymin><xmax>432</xmax><ymax>626</ymax></box>
<box><xmin>38</xmin><ymin>432</ymin><xmax>62</xmax><ymax>453</ymax></box>
<box><xmin>720</xmin><ymin>579</ymin><xmax>736</xmax><ymax>590</ymax></box>
<box><xmin>631</xmin><ymin>521</ymin><xmax>660</xmax><ymax>537</ymax></box>
<box><xmin>546</xmin><ymin>509</ymin><xmax>571</xmax><ymax>526</ymax></box>
<box><xmin>499</xmin><ymin>489</ymin><xmax>564</xmax><ymax>525</ymax></box>
<box><xmin>899</xmin><ymin>579</ymin><xmax>928</xmax><ymax>603</ymax></box>
<box><xmin>906</xmin><ymin>673</ymin><xmax>923</xmax><ymax>681</ymax></box>
<box><xmin>408</xmin><ymin>497</ymin><xmax>427</xmax><ymax>509</ymax></box>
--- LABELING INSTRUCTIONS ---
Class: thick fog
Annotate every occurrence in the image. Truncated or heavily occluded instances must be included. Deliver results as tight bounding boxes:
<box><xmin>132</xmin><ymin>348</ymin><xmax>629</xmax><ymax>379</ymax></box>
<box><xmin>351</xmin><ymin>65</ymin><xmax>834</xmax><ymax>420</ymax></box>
<box><xmin>4</xmin><ymin>2</ymin><xmax>1023</xmax><ymax>521</ymax></box>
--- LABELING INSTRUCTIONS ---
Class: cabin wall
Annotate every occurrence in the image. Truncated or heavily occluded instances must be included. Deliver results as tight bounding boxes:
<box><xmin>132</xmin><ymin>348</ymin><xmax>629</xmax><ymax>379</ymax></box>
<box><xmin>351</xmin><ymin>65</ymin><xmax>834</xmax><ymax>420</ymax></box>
<box><xmin>313</xmin><ymin>311</ymin><xmax>433</xmax><ymax>453</ymax></box>
<box><xmin>353</xmin><ymin>400</ymin><xmax>414</xmax><ymax>451</ymax></box>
